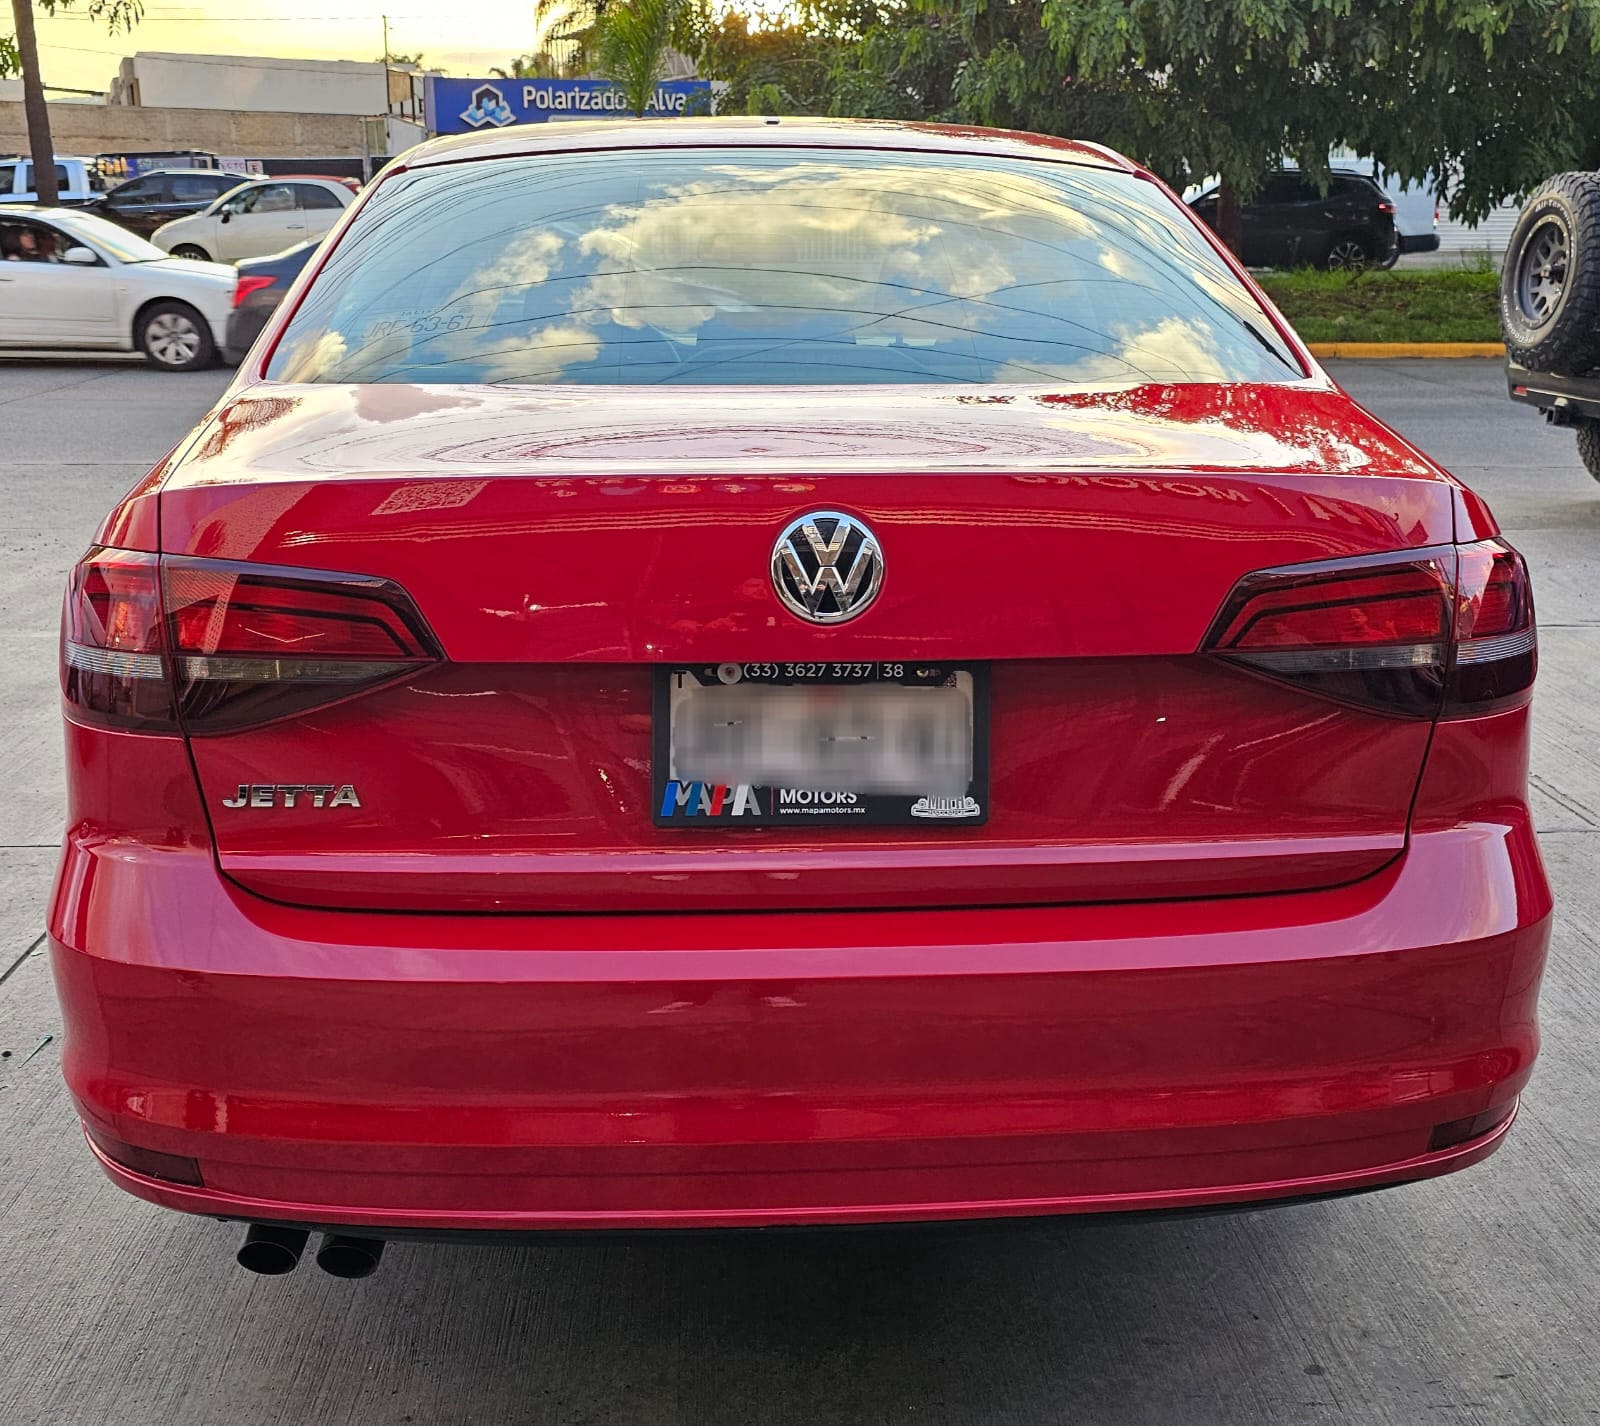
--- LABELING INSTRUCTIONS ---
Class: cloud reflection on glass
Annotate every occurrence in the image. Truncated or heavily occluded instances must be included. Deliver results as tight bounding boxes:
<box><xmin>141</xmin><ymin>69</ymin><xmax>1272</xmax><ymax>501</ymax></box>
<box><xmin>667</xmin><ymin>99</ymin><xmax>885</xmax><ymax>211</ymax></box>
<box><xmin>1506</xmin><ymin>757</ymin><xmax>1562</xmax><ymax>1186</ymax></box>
<box><xmin>270</xmin><ymin>149</ymin><xmax>1302</xmax><ymax>389</ymax></box>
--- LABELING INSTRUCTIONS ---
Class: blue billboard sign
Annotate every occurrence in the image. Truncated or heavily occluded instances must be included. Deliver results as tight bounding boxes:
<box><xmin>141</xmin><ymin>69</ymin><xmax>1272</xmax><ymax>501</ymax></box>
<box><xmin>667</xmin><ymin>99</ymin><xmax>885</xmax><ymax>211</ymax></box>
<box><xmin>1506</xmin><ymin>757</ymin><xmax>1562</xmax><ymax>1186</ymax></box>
<box><xmin>425</xmin><ymin>76</ymin><xmax>714</xmax><ymax>135</ymax></box>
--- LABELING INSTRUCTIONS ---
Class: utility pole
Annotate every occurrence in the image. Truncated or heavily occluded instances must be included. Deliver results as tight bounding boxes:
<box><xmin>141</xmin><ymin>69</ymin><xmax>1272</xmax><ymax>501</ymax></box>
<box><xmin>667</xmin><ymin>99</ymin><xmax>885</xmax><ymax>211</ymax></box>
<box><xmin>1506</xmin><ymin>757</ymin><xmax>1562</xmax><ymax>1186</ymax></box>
<box><xmin>381</xmin><ymin>13</ymin><xmax>390</xmax><ymax>62</ymax></box>
<box><xmin>10</xmin><ymin>0</ymin><xmax>59</xmax><ymax>206</ymax></box>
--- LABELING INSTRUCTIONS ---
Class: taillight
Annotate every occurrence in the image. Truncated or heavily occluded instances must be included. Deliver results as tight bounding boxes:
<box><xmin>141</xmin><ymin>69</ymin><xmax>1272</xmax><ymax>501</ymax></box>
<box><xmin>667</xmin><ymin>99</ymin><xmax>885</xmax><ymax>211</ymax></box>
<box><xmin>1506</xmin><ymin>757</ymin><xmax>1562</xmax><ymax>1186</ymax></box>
<box><xmin>1378</xmin><ymin>200</ymin><xmax>1396</xmax><ymax>215</ymax></box>
<box><xmin>232</xmin><ymin>274</ymin><xmax>277</xmax><ymax>308</ymax></box>
<box><xmin>1450</xmin><ymin>541</ymin><xmax>1536</xmax><ymax>713</ymax></box>
<box><xmin>61</xmin><ymin>549</ymin><xmax>442</xmax><ymax>735</ymax></box>
<box><xmin>162</xmin><ymin>557</ymin><xmax>442</xmax><ymax>733</ymax></box>
<box><xmin>1203</xmin><ymin>541</ymin><xmax>1535</xmax><ymax>718</ymax></box>
<box><xmin>61</xmin><ymin>550</ymin><xmax>177</xmax><ymax>731</ymax></box>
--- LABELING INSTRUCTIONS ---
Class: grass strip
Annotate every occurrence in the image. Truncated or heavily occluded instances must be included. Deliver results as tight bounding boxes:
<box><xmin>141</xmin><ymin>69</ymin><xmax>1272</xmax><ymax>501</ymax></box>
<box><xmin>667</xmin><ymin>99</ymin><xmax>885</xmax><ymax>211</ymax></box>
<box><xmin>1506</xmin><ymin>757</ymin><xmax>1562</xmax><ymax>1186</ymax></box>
<box><xmin>1256</xmin><ymin>266</ymin><xmax>1501</xmax><ymax>344</ymax></box>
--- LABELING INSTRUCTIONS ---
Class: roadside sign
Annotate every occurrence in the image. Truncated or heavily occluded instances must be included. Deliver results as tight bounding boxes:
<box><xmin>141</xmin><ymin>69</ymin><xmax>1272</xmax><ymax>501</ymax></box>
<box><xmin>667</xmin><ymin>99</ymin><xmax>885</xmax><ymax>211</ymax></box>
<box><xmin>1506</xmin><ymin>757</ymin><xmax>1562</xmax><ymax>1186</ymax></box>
<box><xmin>424</xmin><ymin>76</ymin><xmax>713</xmax><ymax>135</ymax></box>
<box><xmin>95</xmin><ymin>151</ymin><xmax>218</xmax><ymax>180</ymax></box>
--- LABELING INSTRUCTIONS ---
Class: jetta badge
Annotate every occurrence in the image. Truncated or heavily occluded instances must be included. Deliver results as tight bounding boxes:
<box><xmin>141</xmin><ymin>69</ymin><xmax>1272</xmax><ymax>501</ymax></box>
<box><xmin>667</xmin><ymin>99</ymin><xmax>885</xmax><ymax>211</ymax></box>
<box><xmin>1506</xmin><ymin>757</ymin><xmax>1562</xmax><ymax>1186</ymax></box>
<box><xmin>221</xmin><ymin>784</ymin><xmax>362</xmax><ymax>809</ymax></box>
<box><xmin>771</xmin><ymin>511</ymin><xmax>884</xmax><ymax>624</ymax></box>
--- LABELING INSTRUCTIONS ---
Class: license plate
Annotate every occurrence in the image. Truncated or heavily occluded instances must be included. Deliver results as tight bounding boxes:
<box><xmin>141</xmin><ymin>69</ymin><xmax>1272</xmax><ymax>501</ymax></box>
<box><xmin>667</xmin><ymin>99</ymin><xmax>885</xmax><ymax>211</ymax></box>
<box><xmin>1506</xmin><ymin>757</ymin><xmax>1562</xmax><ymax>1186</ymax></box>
<box><xmin>653</xmin><ymin>662</ymin><xmax>989</xmax><ymax>827</ymax></box>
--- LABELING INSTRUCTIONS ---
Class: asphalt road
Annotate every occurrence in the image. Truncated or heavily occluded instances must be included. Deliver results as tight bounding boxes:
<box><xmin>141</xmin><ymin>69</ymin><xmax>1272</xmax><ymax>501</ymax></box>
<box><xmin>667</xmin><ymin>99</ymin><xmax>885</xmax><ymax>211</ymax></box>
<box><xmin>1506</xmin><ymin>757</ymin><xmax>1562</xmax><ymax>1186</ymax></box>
<box><xmin>2</xmin><ymin>357</ymin><xmax>1598</xmax><ymax>1426</ymax></box>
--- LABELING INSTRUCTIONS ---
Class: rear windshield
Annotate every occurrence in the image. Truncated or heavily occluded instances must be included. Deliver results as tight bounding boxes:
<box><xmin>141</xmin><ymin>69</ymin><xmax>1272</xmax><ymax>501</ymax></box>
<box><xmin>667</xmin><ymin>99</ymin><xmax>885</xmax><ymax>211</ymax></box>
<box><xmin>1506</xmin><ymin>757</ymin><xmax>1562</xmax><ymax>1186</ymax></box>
<box><xmin>267</xmin><ymin>146</ymin><xmax>1301</xmax><ymax>387</ymax></box>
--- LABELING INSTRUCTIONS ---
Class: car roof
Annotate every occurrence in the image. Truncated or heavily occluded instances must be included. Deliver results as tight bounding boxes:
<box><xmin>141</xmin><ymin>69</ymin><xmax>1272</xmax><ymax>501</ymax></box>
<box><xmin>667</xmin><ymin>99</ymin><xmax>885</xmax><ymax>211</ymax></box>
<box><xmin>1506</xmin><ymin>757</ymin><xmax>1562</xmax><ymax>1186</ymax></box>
<box><xmin>0</xmin><ymin>207</ymin><xmax>146</xmax><ymax>244</ymax></box>
<box><xmin>0</xmin><ymin>204</ymin><xmax>80</xmax><ymax>219</ymax></box>
<box><xmin>1276</xmin><ymin>165</ymin><xmax>1381</xmax><ymax>183</ymax></box>
<box><xmin>113</xmin><ymin>168</ymin><xmax>234</xmax><ymax>177</ymax></box>
<box><xmin>398</xmin><ymin>117</ymin><xmax>1137</xmax><ymax>174</ymax></box>
<box><xmin>1</xmin><ymin>204</ymin><xmax>143</xmax><ymax>229</ymax></box>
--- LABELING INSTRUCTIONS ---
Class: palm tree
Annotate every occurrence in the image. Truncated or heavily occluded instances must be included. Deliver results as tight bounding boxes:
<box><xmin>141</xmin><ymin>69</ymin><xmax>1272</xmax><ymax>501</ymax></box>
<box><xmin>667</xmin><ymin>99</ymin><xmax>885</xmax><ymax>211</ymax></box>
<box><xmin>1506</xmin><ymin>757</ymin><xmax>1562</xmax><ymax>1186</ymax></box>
<box><xmin>592</xmin><ymin>0</ymin><xmax>687</xmax><ymax>116</ymax></box>
<box><xmin>489</xmin><ymin>55</ymin><xmax>539</xmax><ymax>79</ymax></box>
<box><xmin>493</xmin><ymin>0</ymin><xmax>591</xmax><ymax>80</ymax></box>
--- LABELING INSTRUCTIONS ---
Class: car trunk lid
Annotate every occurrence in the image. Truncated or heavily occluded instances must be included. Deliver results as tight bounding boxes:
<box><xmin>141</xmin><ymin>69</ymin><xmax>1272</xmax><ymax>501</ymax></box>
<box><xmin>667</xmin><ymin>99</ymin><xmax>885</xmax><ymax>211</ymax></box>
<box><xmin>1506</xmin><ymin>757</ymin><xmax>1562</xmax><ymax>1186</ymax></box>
<box><xmin>159</xmin><ymin>379</ymin><xmax>1457</xmax><ymax>913</ymax></box>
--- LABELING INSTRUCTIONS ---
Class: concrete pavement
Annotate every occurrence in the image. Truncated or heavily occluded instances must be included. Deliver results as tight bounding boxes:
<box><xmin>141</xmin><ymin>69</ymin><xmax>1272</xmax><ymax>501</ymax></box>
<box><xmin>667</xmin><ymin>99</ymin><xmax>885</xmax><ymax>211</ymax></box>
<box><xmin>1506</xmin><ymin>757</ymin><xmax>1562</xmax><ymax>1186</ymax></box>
<box><xmin>1</xmin><ymin>357</ymin><xmax>1597</xmax><ymax>1426</ymax></box>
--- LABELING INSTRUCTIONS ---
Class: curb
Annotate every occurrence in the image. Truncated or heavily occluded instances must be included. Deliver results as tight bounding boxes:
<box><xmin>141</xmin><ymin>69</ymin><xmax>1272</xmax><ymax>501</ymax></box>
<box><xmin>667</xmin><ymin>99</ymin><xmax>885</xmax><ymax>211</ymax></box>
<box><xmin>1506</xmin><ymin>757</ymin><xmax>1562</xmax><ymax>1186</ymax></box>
<box><xmin>1306</xmin><ymin>341</ymin><xmax>1505</xmax><ymax>359</ymax></box>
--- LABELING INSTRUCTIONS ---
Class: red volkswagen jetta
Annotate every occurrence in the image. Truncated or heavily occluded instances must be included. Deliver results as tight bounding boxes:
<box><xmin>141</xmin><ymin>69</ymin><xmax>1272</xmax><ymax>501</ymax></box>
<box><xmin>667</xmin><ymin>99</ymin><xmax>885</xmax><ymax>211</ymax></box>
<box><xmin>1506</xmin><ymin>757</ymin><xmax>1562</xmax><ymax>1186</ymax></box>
<box><xmin>50</xmin><ymin>119</ymin><xmax>1550</xmax><ymax>1278</ymax></box>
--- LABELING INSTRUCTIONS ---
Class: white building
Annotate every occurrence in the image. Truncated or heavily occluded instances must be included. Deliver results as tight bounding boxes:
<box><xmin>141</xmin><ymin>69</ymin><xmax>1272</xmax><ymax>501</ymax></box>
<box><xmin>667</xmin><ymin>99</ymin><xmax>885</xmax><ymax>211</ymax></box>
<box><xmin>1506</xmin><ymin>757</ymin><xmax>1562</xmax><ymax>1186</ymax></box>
<box><xmin>1437</xmin><ymin>201</ymin><xmax>1519</xmax><ymax>258</ymax></box>
<box><xmin>106</xmin><ymin>52</ymin><xmax>427</xmax><ymax>155</ymax></box>
<box><xmin>110</xmin><ymin>52</ymin><xmax>387</xmax><ymax>114</ymax></box>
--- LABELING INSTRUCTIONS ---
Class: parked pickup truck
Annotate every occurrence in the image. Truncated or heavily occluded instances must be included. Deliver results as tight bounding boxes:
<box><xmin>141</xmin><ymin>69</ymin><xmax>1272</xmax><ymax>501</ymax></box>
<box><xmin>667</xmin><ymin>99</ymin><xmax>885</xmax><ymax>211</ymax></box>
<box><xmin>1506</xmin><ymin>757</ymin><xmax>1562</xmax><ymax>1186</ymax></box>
<box><xmin>0</xmin><ymin>156</ymin><xmax>103</xmax><ymax>206</ymax></box>
<box><xmin>1502</xmin><ymin>172</ymin><xmax>1600</xmax><ymax>478</ymax></box>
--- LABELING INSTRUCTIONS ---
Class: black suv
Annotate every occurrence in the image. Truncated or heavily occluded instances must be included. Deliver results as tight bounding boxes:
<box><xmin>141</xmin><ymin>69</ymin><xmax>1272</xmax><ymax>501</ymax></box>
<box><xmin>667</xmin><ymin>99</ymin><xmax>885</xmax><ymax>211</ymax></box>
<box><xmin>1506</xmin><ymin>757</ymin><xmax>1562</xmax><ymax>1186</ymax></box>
<box><xmin>1189</xmin><ymin>171</ymin><xmax>1398</xmax><ymax>270</ymax></box>
<box><xmin>84</xmin><ymin>169</ymin><xmax>244</xmax><ymax>238</ymax></box>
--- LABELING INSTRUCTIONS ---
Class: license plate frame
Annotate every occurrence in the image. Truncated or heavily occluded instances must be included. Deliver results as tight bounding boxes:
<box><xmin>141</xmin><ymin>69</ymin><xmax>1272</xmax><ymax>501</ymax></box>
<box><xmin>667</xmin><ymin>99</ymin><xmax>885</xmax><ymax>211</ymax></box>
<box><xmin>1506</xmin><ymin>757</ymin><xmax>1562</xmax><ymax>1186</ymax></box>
<box><xmin>652</xmin><ymin>661</ymin><xmax>990</xmax><ymax>828</ymax></box>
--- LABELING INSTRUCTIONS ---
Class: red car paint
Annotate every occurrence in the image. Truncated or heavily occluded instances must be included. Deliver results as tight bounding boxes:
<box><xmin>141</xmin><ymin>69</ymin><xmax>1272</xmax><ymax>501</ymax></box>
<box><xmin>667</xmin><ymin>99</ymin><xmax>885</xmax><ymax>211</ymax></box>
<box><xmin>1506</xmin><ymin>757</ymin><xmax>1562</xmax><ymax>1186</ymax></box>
<box><xmin>50</xmin><ymin>120</ymin><xmax>1550</xmax><ymax>1239</ymax></box>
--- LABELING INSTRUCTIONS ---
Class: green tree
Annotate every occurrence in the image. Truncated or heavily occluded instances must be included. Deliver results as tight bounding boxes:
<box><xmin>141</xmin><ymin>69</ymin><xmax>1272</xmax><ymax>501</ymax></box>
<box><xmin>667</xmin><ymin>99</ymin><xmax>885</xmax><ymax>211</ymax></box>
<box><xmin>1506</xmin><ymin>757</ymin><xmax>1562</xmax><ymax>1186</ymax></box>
<box><xmin>698</xmin><ymin>13</ymin><xmax>821</xmax><ymax>114</ymax></box>
<box><xmin>2</xmin><ymin>0</ymin><xmax>142</xmax><ymax>206</ymax></box>
<box><xmin>1043</xmin><ymin>0</ymin><xmax>1600</xmax><ymax>239</ymax></box>
<box><xmin>592</xmin><ymin>0</ymin><xmax>694</xmax><ymax>116</ymax></box>
<box><xmin>696</xmin><ymin>1</ymin><xmax>866</xmax><ymax>115</ymax></box>
<box><xmin>818</xmin><ymin>0</ymin><xmax>1134</xmax><ymax>145</ymax></box>
<box><xmin>794</xmin><ymin>0</ymin><xmax>1600</xmax><ymax>251</ymax></box>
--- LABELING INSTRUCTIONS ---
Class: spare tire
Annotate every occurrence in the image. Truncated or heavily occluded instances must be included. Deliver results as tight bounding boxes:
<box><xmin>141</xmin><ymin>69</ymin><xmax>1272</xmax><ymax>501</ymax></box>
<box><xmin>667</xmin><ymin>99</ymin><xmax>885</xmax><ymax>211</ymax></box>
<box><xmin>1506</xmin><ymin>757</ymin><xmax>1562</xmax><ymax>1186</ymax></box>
<box><xmin>1501</xmin><ymin>172</ymin><xmax>1600</xmax><ymax>373</ymax></box>
<box><xmin>1576</xmin><ymin>419</ymin><xmax>1600</xmax><ymax>484</ymax></box>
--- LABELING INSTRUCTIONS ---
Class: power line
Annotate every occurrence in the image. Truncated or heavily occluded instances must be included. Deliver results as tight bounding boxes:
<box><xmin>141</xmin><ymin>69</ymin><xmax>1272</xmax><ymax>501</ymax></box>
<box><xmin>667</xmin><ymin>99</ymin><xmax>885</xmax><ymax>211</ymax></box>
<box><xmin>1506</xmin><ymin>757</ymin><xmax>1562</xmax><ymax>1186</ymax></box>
<box><xmin>38</xmin><ymin>44</ymin><xmax>419</xmax><ymax>65</ymax></box>
<box><xmin>46</xmin><ymin>10</ymin><xmax>442</xmax><ymax>18</ymax></box>
<box><xmin>32</xmin><ymin>41</ymin><xmax>128</xmax><ymax>55</ymax></box>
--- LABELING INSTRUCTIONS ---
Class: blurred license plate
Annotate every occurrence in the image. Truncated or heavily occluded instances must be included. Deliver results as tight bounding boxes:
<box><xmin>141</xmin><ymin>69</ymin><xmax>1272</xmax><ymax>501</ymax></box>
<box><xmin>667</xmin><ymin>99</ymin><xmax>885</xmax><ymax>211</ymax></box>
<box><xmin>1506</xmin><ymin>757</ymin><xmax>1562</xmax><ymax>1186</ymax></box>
<box><xmin>653</xmin><ymin>662</ymin><xmax>988</xmax><ymax>828</ymax></box>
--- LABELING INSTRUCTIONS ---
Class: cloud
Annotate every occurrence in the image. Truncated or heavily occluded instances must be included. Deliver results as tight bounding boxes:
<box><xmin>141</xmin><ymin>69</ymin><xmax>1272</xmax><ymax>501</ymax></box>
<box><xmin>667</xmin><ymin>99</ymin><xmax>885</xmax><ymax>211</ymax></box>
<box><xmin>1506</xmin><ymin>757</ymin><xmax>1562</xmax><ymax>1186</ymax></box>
<box><xmin>274</xmin><ymin>154</ymin><xmax>1293</xmax><ymax>386</ymax></box>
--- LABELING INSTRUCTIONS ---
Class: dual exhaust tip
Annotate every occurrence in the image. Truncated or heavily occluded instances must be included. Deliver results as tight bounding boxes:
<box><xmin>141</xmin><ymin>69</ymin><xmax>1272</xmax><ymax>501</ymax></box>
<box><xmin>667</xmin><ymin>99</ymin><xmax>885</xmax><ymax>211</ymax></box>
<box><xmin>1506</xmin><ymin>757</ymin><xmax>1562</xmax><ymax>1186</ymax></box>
<box><xmin>237</xmin><ymin>1224</ymin><xmax>384</xmax><ymax>1279</ymax></box>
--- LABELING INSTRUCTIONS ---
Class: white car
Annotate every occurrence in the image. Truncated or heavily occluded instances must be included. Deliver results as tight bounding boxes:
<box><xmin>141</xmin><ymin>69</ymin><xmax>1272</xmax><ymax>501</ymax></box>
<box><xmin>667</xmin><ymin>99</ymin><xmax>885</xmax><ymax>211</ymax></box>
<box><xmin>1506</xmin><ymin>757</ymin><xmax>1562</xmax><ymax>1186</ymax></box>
<box><xmin>0</xmin><ymin>207</ymin><xmax>237</xmax><ymax>370</ymax></box>
<box><xmin>0</xmin><ymin>156</ymin><xmax>103</xmax><ymax>205</ymax></box>
<box><xmin>151</xmin><ymin>176</ymin><xmax>354</xmax><ymax>263</ymax></box>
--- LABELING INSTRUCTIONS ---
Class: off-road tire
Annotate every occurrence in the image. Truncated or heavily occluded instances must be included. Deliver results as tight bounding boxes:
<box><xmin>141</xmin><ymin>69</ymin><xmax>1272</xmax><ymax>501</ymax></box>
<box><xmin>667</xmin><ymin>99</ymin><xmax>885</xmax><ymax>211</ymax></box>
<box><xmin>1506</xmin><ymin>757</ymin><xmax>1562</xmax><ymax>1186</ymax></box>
<box><xmin>1575</xmin><ymin>419</ymin><xmax>1600</xmax><ymax>484</ymax></box>
<box><xmin>1501</xmin><ymin>172</ymin><xmax>1600</xmax><ymax>374</ymax></box>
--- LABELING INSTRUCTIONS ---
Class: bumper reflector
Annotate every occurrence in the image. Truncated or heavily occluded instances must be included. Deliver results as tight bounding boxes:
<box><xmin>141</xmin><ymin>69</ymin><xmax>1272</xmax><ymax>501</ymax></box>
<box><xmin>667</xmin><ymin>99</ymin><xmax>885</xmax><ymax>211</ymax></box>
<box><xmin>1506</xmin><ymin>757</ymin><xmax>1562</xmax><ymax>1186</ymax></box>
<box><xmin>1427</xmin><ymin>1100</ymin><xmax>1518</xmax><ymax>1153</ymax></box>
<box><xmin>84</xmin><ymin>1124</ymin><xmax>205</xmax><ymax>1186</ymax></box>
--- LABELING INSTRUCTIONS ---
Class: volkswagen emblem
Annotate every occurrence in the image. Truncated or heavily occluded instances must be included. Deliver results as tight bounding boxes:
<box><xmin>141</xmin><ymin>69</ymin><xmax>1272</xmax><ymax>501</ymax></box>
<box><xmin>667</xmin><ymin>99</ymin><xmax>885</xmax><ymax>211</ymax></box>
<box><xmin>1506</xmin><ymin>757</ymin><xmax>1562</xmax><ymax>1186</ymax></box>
<box><xmin>771</xmin><ymin>511</ymin><xmax>884</xmax><ymax>624</ymax></box>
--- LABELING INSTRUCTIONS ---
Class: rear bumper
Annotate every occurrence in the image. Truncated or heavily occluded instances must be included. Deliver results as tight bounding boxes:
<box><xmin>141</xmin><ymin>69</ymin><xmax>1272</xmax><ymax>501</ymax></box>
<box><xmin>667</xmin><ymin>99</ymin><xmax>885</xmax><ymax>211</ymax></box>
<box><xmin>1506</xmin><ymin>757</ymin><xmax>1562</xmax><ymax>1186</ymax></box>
<box><xmin>49</xmin><ymin>817</ymin><xmax>1551</xmax><ymax>1231</ymax></box>
<box><xmin>1399</xmin><ymin>233</ymin><xmax>1442</xmax><ymax>254</ymax></box>
<box><xmin>223</xmin><ymin>308</ymin><xmax>268</xmax><ymax>367</ymax></box>
<box><xmin>1506</xmin><ymin>363</ymin><xmax>1600</xmax><ymax>421</ymax></box>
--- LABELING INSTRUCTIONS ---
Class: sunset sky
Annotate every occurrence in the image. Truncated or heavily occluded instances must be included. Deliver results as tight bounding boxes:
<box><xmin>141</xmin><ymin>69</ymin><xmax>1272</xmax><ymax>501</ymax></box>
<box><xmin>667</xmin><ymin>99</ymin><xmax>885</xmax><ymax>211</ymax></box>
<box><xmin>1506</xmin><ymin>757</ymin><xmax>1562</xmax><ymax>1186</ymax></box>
<box><xmin>31</xmin><ymin>1</ymin><xmax>552</xmax><ymax>92</ymax></box>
